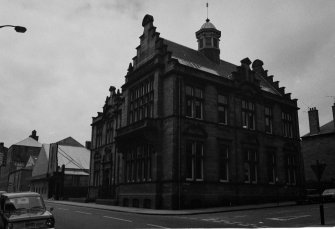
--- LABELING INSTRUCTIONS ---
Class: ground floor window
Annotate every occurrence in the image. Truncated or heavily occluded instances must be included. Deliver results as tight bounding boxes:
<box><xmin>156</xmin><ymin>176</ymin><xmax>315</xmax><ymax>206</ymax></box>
<box><xmin>124</xmin><ymin>144</ymin><xmax>153</xmax><ymax>183</ymax></box>
<box><xmin>219</xmin><ymin>144</ymin><xmax>229</xmax><ymax>182</ymax></box>
<box><xmin>244</xmin><ymin>150</ymin><xmax>258</xmax><ymax>184</ymax></box>
<box><xmin>286</xmin><ymin>154</ymin><xmax>296</xmax><ymax>185</ymax></box>
<box><xmin>186</xmin><ymin>140</ymin><xmax>204</xmax><ymax>181</ymax></box>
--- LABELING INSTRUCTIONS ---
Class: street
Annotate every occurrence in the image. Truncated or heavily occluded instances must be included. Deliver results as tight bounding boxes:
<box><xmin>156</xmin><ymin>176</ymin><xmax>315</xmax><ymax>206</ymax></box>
<box><xmin>45</xmin><ymin>202</ymin><xmax>335</xmax><ymax>228</ymax></box>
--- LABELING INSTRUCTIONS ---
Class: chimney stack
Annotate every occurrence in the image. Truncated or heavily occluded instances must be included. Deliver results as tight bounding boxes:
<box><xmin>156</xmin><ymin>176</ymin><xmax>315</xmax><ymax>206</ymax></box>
<box><xmin>29</xmin><ymin>130</ymin><xmax>39</xmax><ymax>141</ymax></box>
<box><xmin>308</xmin><ymin>107</ymin><xmax>320</xmax><ymax>134</ymax></box>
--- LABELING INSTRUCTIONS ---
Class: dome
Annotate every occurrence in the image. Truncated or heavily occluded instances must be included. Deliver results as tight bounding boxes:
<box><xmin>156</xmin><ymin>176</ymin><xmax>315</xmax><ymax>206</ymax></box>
<box><xmin>200</xmin><ymin>19</ymin><xmax>217</xmax><ymax>30</ymax></box>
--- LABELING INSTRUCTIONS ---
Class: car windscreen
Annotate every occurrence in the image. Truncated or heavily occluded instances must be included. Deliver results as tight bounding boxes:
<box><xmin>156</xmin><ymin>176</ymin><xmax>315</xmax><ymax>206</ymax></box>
<box><xmin>4</xmin><ymin>196</ymin><xmax>46</xmax><ymax>216</ymax></box>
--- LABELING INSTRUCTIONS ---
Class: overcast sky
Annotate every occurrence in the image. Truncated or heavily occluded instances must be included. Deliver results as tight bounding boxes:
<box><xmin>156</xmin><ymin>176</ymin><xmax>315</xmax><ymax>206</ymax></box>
<box><xmin>1</xmin><ymin>0</ymin><xmax>335</xmax><ymax>147</ymax></box>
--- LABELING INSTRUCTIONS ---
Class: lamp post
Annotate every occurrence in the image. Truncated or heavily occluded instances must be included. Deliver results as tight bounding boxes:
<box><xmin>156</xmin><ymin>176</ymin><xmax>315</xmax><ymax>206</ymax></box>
<box><xmin>0</xmin><ymin>25</ymin><xmax>27</xmax><ymax>33</ymax></box>
<box><xmin>311</xmin><ymin>160</ymin><xmax>327</xmax><ymax>225</ymax></box>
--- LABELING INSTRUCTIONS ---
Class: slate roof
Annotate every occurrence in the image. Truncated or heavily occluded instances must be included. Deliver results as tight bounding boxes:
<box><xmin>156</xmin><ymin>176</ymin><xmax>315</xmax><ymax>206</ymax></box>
<box><xmin>164</xmin><ymin>39</ymin><xmax>281</xmax><ymax>95</ymax></box>
<box><xmin>302</xmin><ymin>120</ymin><xmax>335</xmax><ymax>138</ymax></box>
<box><xmin>14</xmin><ymin>137</ymin><xmax>42</xmax><ymax>148</ymax></box>
<box><xmin>57</xmin><ymin>145</ymin><xmax>90</xmax><ymax>170</ymax></box>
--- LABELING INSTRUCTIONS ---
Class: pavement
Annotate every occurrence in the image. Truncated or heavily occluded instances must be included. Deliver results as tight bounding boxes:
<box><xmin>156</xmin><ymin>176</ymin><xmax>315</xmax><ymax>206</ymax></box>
<box><xmin>45</xmin><ymin>199</ymin><xmax>297</xmax><ymax>216</ymax></box>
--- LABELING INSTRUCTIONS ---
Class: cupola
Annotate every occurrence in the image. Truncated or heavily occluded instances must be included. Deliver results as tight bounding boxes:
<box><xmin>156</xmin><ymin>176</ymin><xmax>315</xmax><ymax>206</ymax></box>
<box><xmin>195</xmin><ymin>18</ymin><xmax>221</xmax><ymax>63</ymax></box>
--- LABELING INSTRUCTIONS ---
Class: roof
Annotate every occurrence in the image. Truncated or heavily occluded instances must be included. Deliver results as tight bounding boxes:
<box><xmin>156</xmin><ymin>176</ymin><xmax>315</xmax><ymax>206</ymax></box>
<box><xmin>57</xmin><ymin>145</ymin><xmax>90</xmax><ymax>170</ymax></box>
<box><xmin>31</xmin><ymin>144</ymin><xmax>50</xmax><ymax>178</ymax></box>
<box><xmin>164</xmin><ymin>39</ymin><xmax>281</xmax><ymax>95</ymax></box>
<box><xmin>200</xmin><ymin>19</ymin><xmax>217</xmax><ymax>29</ymax></box>
<box><xmin>14</xmin><ymin>137</ymin><xmax>42</xmax><ymax>148</ymax></box>
<box><xmin>302</xmin><ymin>120</ymin><xmax>335</xmax><ymax>138</ymax></box>
<box><xmin>165</xmin><ymin>39</ymin><xmax>236</xmax><ymax>78</ymax></box>
<box><xmin>2</xmin><ymin>192</ymin><xmax>40</xmax><ymax>198</ymax></box>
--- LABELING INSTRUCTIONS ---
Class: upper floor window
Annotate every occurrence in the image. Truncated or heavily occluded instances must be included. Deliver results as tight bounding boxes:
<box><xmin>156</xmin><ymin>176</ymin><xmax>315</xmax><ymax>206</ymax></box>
<box><xmin>218</xmin><ymin>95</ymin><xmax>228</xmax><ymax>125</ymax></box>
<box><xmin>205</xmin><ymin>37</ymin><xmax>211</xmax><ymax>46</ymax></box>
<box><xmin>186</xmin><ymin>140</ymin><xmax>204</xmax><ymax>181</ymax></box>
<box><xmin>106</xmin><ymin>121</ymin><xmax>113</xmax><ymax>144</ymax></box>
<box><xmin>244</xmin><ymin>150</ymin><xmax>258</xmax><ymax>184</ymax></box>
<box><xmin>268</xmin><ymin>151</ymin><xmax>276</xmax><ymax>184</ymax></box>
<box><xmin>213</xmin><ymin>38</ymin><xmax>218</xmax><ymax>48</ymax></box>
<box><xmin>129</xmin><ymin>79</ymin><xmax>154</xmax><ymax>124</ymax></box>
<box><xmin>286</xmin><ymin>154</ymin><xmax>296</xmax><ymax>185</ymax></box>
<box><xmin>96</xmin><ymin>125</ymin><xmax>103</xmax><ymax>147</ymax></box>
<box><xmin>199</xmin><ymin>38</ymin><xmax>203</xmax><ymax>49</ymax></box>
<box><xmin>219</xmin><ymin>144</ymin><xmax>229</xmax><ymax>182</ymax></box>
<box><xmin>242</xmin><ymin>100</ymin><xmax>255</xmax><ymax>130</ymax></box>
<box><xmin>282</xmin><ymin>112</ymin><xmax>293</xmax><ymax>138</ymax></box>
<box><xmin>265</xmin><ymin>106</ymin><xmax>273</xmax><ymax>134</ymax></box>
<box><xmin>186</xmin><ymin>86</ymin><xmax>203</xmax><ymax>119</ymax></box>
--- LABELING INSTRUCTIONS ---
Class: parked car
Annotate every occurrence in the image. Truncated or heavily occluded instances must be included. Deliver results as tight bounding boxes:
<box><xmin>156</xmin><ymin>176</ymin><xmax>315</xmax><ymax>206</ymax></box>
<box><xmin>322</xmin><ymin>188</ymin><xmax>335</xmax><ymax>202</ymax></box>
<box><xmin>0</xmin><ymin>192</ymin><xmax>55</xmax><ymax>229</ymax></box>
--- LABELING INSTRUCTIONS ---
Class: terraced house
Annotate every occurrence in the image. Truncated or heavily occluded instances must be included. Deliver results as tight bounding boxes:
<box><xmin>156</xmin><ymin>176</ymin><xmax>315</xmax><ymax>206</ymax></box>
<box><xmin>89</xmin><ymin>14</ymin><xmax>303</xmax><ymax>209</ymax></box>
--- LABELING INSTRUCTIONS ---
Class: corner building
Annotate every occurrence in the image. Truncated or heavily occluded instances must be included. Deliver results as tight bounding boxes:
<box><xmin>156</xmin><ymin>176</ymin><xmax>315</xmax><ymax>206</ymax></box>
<box><xmin>89</xmin><ymin>15</ymin><xmax>303</xmax><ymax>209</ymax></box>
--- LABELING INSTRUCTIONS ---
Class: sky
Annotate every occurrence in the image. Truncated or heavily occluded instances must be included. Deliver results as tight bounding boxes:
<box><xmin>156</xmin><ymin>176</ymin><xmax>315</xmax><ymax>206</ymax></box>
<box><xmin>1</xmin><ymin>0</ymin><xmax>335</xmax><ymax>147</ymax></box>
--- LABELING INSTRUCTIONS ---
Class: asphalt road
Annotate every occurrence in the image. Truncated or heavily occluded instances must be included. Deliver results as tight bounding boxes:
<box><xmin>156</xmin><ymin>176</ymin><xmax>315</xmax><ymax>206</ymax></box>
<box><xmin>45</xmin><ymin>202</ymin><xmax>335</xmax><ymax>228</ymax></box>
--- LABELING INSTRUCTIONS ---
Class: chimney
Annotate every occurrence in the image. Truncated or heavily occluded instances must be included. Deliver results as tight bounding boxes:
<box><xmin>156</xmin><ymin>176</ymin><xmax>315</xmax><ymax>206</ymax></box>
<box><xmin>308</xmin><ymin>107</ymin><xmax>320</xmax><ymax>134</ymax></box>
<box><xmin>29</xmin><ymin>130</ymin><xmax>39</xmax><ymax>141</ymax></box>
<box><xmin>332</xmin><ymin>103</ymin><xmax>335</xmax><ymax>129</ymax></box>
<box><xmin>85</xmin><ymin>141</ymin><xmax>91</xmax><ymax>150</ymax></box>
<box><xmin>0</xmin><ymin>142</ymin><xmax>3</xmax><ymax>148</ymax></box>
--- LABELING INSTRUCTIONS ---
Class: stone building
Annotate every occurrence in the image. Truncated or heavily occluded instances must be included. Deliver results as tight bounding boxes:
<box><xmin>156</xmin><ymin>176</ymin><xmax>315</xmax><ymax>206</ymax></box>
<box><xmin>301</xmin><ymin>103</ymin><xmax>335</xmax><ymax>189</ymax></box>
<box><xmin>89</xmin><ymin>15</ymin><xmax>303</xmax><ymax>209</ymax></box>
<box><xmin>0</xmin><ymin>130</ymin><xmax>42</xmax><ymax>191</ymax></box>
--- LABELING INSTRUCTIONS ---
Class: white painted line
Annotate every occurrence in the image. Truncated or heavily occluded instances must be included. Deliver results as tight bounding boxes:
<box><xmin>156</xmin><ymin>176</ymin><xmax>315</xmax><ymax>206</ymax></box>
<box><xmin>57</xmin><ymin>208</ymin><xmax>69</xmax><ymax>211</ymax></box>
<box><xmin>103</xmin><ymin>216</ymin><xmax>132</xmax><ymax>222</ymax></box>
<box><xmin>75</xmin><ymin>211</ymin><xmax>92</xmax><ymax>215</ymax></box>
<box><xmin>267</xmin><ymin>215</ymin><xmax>311</xmax><ymax>221</ymax></box>
<box><xmin>146</xmin><ymin>224</ymin><xmax>168</xmax><ymax>228</ymax></box>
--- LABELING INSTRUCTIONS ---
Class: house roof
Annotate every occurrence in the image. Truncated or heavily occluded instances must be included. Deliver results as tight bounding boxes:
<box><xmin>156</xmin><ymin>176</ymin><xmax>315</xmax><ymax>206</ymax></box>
<box><xmin>31</xmin><ymin>144</ymin><xmax>50</xmax><ymax>177</ymax></box>
<box><xmin>164</xmin><ymin>39</ymin><xmax>281</xmax><ymax>95</ymax></box>
<box><xmin>57</xmin><ymin>145</ymin><xmax>90</xmax><ymax>170</ymax></box>
<box><xmin>302</xmin><ymin>120</ymin><xmax>335</xmax><ymax>138</ymax></box>
<box><xmin>14</xmin><ymin>137</ymin><xmax>42</xmax><ymax>148</ymax></box>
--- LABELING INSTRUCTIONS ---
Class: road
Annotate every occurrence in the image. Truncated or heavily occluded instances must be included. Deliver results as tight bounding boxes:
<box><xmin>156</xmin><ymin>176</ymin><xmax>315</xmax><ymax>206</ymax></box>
<box><xmin>45</xmin><ymin>202</ymin><xmax>335</xmax><ymax>228</ymax></box>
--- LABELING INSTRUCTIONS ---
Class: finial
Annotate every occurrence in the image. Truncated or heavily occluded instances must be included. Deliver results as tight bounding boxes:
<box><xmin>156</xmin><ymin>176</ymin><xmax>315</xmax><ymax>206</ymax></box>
<box><xmin>206</xmin><ymin>2</ymin><xmax>209</xmax><ymax>21</ymax></box>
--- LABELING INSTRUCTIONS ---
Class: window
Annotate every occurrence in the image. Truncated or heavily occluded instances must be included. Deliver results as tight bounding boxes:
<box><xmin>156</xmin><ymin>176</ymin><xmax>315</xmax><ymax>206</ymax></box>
<box><xmin>213</xmin><ymin>38</ymin><xmax>218</xmax><ymax>48</ymax></box>
<box><xmin>282</xmin><ymin>112</ymin><xmax>293</xmax><ymax>138</ymax></box>
<box><xmin>244</xmin><ymin>150</ymin><xmax>258</xmax><ymax>183</ymax></box>
<box><xmin>129</xmin><ymin>78</ymin><xmax>154</xmax><ymax>124</ymax></box>
<box><xmin>205</xmin><ymin>37</ymin><xmax>212</xmax><ymax>46</ymax></box>
<box><xmin>265</xmin><ymin>107</ymin><xmax>273</xmax><ymax>134</ymax></box>
<box><xmin>186</xmin><ymin>86</ymin><xmax>203</xmax><ymax>119</ymax></box>
<box><xmin>268</xmin><ymin>152</ymin><xmax>276</xmax><ymax>184</ymax></box>
<box><xmin>219</xmin><ymin>144</ymin><xmax>229</xmax><ymax>182</ymax></box>
<box><xmin>242</xmin><ymin>100</ymin><xmax>255</xmax><ymax>130</ymax></box>
<box><xmin>218</xmin><ymin>94</ymin><xmax>228</xmax><ymax>124</ymax></box>
<box><xmin>199</xmin><ymin>38</ymin><xmax>203</xmax><ymax>49</ymax></box>
<box><xmin>124</xmin><ymin>144</ymin><xmax>153</xmax><ymax>183</ymax></box>
<box><xmin>186</xmin><ymin>140</ymin><xmax>204</xmax><ymax>181</ymax></box>
<box><xmin>106</xmin><ymin>121</ymin><xmax>114</xmax><ymax>144</ymax></box>
<box><xmin>96</xmin><ymin>125</ymin><xmax>103</xmax><ymax>147</ymax></box>
<box><xmin>286</xmin><ymin>155</ymin><xmax>296</xmax><ymax>185</ymax></box>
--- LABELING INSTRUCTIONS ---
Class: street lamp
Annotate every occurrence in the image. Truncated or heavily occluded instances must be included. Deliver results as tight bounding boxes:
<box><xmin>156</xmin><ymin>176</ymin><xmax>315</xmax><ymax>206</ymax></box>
<box><xmin>0</xmin><ymin>25</ymin><xmax>27</xmax><ymax>33</ymax></box>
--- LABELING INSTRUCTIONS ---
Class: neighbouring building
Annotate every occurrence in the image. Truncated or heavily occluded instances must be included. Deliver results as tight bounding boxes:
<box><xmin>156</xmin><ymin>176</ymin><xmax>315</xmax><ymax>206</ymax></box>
<box><xmin>30</xmin><ymin>137</ymin><xmax>90</xmax><ymax>200</ymax></box>
<box><xmin>0</xmin><ymin>142</ymin><xmax>8</xmax><ymax>168</ymax></box>
<box><xmin>0</xmin><ymin>130</ymin><xmax>42</xmax><ymax>192</ymax></box>
<box><xmin>301</xmin><ymin>103</ymin><xmax>335</xmax><ymax>189</ymax></box>
<box><xmin>89</xmin><ymin>15</ymin><xmax>303</xmax><ymax>209</ymax></box>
